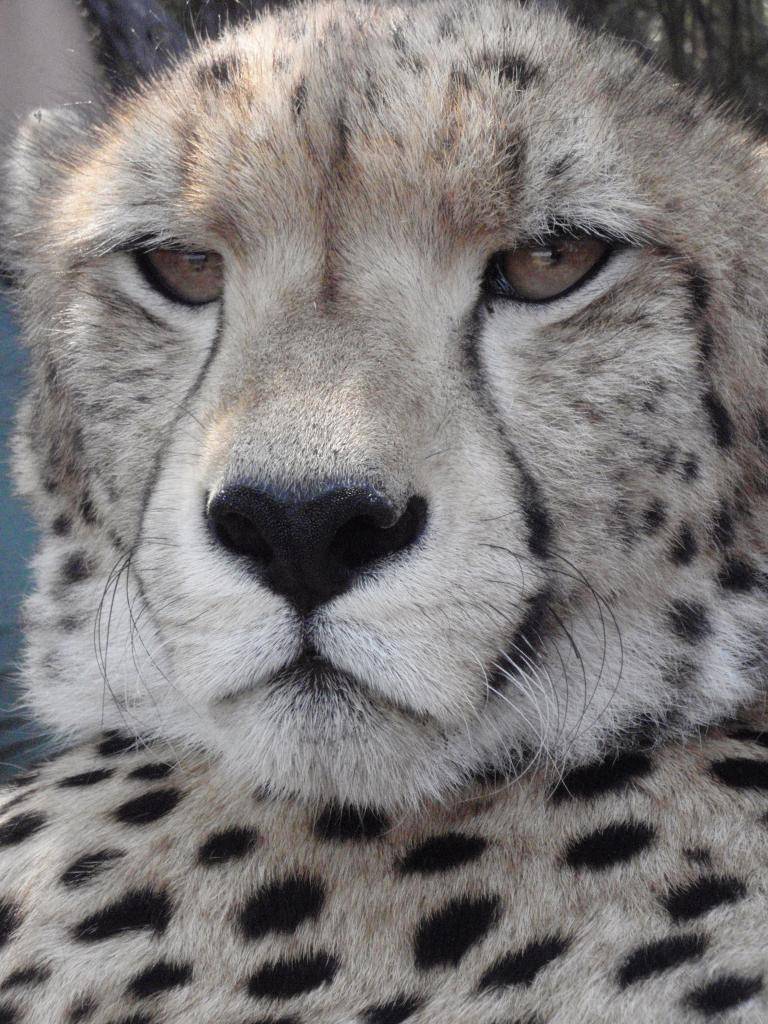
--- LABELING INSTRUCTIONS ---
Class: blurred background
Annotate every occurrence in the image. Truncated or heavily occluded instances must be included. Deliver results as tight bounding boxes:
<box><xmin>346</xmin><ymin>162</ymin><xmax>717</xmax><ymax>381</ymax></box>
<box><xmin>1</xmin><ymin>0</ymin><xmax>766</xmax><ymax>778</ymax></box>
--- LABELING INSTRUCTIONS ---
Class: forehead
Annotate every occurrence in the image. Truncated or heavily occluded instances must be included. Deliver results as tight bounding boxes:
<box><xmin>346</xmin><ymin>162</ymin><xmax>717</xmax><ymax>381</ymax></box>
<box><xmin>76</xmin><ymin>1</ymin><xmax>671</xmax><ymax>257</ymax></box>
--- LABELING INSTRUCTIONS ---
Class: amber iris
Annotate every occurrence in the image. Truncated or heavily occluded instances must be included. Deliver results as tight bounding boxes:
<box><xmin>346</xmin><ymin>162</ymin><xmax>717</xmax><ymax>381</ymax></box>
<box><xmin>496</xmin><ymin>235</ymin><xmax>609</xmax><ymax>302</ymax></box>
<box><xmin>136</xmin><ymin>249</ymin><xmax>224</xmax><ymax>305</ymax></box>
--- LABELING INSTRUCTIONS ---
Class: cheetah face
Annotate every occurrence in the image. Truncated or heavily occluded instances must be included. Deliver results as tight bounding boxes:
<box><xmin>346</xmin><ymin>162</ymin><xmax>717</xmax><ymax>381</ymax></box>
<box><xmin>7</xmin><ymin>1</ymin><xmax>768</xmax><ymax>809</ymax></box>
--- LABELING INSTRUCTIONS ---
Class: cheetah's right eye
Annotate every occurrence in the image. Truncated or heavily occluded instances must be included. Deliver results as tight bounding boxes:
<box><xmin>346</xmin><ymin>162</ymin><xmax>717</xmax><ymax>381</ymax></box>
<box><xmin>134</xmin><ymin>248</ymin><xmax>224</xmax><ymax>306</ymax></box>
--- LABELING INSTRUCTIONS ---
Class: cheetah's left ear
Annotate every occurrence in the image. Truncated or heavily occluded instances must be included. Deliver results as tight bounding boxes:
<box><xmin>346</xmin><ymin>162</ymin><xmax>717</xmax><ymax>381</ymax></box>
<box><xmin>3</xmin><ymin>105</ymin><xmax>96</xmax><ymax>278</ymax></box>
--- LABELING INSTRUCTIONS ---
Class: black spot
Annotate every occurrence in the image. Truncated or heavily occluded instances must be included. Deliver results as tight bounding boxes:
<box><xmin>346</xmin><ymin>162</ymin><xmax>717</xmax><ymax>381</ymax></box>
<box><xmin>104</xmin><ymin>1015</ymin><xmax>152</xmax><ymax>1024</ymax></box>
<box><xmin>0</xmin><ymin>1004</ymin><xmax>19</xmax><ymax>1024</ymax></box>
<box><xmin>551</xmin><ymin>751</ymin><xmax>652</xmax><ymax>803</ymax></box>
<box><xmin>127</xmin><ymin>762</ymin><xmax>173</xmax><ymax>781</ymax></box>
<box><xmin>710</xmin><ymin>756</ymin><xmax>768</xmax><ymax>790</ymax></box>
<box><xmin>496</xmin><ymin>54</ymin><xmax>539</xmax><ymax>88</ymax></box>
<box><xmin>127</xmin><ymin>960</ymin><xmax>192</xmax><ymax>998</ymax></box>
<box><xmin>0</xmin><ymin>811</ymin><xmax>46</xmax><ymax>849</ymax></box>
<box><xmin>52</xmin><ymin>514</ymin><xmax>71</xmax><ymax>536</ymax></box>
<box><xmin>727</xmin><ymin>729</ymin><xmax>768</xmax><ymax>749</ymax></box>
<box><xmin>73</xmin><ymin>888</ymin><xmax>172</xmax><ymax>942</ymax></box>
<box><xmin>97</xmin><ymin>732</ymin><xmax>136</xmax><ymax>757</ymax></box>
<box><xmin>547</xmin><ymin>153</ymin><xmax>577</xmax><ymax>178</ymax></box>
<box><xmin>617</xmin><ymin>933</ymin><xmax>707</xmax><ymax>987</ymax></box>
<box><xmin>239</xmin><ymin>875</ymin><xmax>325</xmax><ymax>940</ymax></box>
<box><xmin>682</xmin><ymin>453</ymin><xmax>699</xmax><ymax>481</ymax></box>
<box><xmin>241</xmin><ymin>1019</ymin><xmax>298</xmax><ymax>1024</ymax></box>
<box><xmin>655</xmin><ymin>443</ymin><xmax>678</xmax><ymax>474</ymax></box>
<box><xmin>414</xmin><ymin>896</ymin><xmax>500</xmax><ymax>969</ymax></box>
<box><xmin>662</xmin><ymin>874</ymin><xmax>747</xmax><ymax>922</ymax></box>
<box><xmin>684</xmin><ymin>846</ymin><xmax>712</xmax><ymax>865</ymax></box>
<box><xmin>688</xmin><ymin>267</ymin><xmax>711</xmax><ymax>316</ymax></box>
<box><xmin>671</xmin><ymin>524</ymin><xmax>698</xmax><ymax>565</ymax></box>
<box><xmin>564</xmin><ymin>820</ymin><xmax>655</xmax><ymax>870</ymax></box>
<box><xmin>642</xmin><ymin>499</ymin><xmax>666</xmax><ymax>534</ymax></box>
<box><xmin>0</xmin><ymin>902</ymin><xmax>20</xmax><ymax>949</ymax></box>
<box><xmin>669</xmin><ymin>601</ymin><xmax>711</xmax><ymax>644</ymax></box>
<box><xmin>113</xmin><ymin>788</ymin><xmax>182</xmax><ymax>826</ymax></box>
<box><xmin>58</xmin><ymin>768</ymin><xmax>114</xmax><ymax>788</ymax></box>
<box><xmin>398</xmin><ymin>833</ymin><xmax>487</xmax><ymax>874</ymax></box>
<box><xmin>62</xmin><ymin>551</ymin><xmax>91</xmax><ymax>584</ymax></box>
<box><xmin>686</xmin><ymin>973</ymin><xmax>763</xmax><ymax>1016</ymax></box>
<box><xmin>60</xmin><ymin>849</ymin><xmax>125</xmax><ymax>888</ymax></box>
<box><xmin>478</xmin><ymin>935</ymin><xmax>570</xmax><ymax>990</ymax></box>
<box><xmin>713</xmin><ymin>502</ymin><xmax>735</xmax><ymax>547</ymax></box>
<box><xmin>79</xmin><ymin>493</ymin><xmax>97</xmax><ymax>524</ymax></box>
<box><xmin>703</xmin><ymin>390</ymin><xmax>734</xmax><ymax>447</ymax></box>
<box><xmin>363</xmin><ymin>995</ymin><xmax>423</xmax><ymax>1023</ymax></box>
<box><xmin>1</xmin><ymin>964</ymin><xmax>51</xmax><ymax>990</ymax></box>
<box><xmin>718</xmin><ymin>558</ymin><xmax>758</xmax><ymax>591</ymax></box>
<box><xmin>314</xmin><ymin>803</ymin><xmax>389</xmax><ymax>841</ymax></box>
<box><xmin>67</xmin><ymin>997</ymin><xmax>97</xmax><ymax>1022</ymax></box>
<box><xmin>198</xmin><ymin>825</ymin><xmax>258</xmax><ymax>865</ymax></box>
<box><xmin>292</xmin><ymin>77</ymin><xmax>307</xmax><ymax>119</ymax></box>
<box><xmin>247</xmin><ymin>952</ymin><xmax>339</xmax><ymax>999</ymax></box>
<box><xmin>203</xmin><ymin>56</ymin><xmax>236</xmax><ymax>86</ymax></box>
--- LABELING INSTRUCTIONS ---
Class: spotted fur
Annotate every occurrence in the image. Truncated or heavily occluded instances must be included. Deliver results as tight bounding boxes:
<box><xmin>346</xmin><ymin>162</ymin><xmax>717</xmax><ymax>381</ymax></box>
<box><xmin>2</xmin><ymin>0</ymin><xmax>768</xmax><ymax>1018</ymax></box>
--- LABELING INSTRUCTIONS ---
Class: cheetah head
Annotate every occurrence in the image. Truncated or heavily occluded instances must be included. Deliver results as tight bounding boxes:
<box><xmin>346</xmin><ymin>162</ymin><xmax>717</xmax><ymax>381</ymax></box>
<box><xmin>5</xmin><ymin>0</ymin><xmax>768</xmax><ymax>809</ymax></box>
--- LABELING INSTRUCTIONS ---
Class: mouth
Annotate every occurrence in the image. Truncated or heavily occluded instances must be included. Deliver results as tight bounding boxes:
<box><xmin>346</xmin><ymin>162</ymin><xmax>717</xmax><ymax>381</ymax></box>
<box><xmin>216</xmin><ymin>643</ymin><xmax>361</xmax><ymax>704</ymax></box>
<box><xmin>216</xmin><ymin>642</ymin><xmax>431</xmax><ymax>725</ymax></box>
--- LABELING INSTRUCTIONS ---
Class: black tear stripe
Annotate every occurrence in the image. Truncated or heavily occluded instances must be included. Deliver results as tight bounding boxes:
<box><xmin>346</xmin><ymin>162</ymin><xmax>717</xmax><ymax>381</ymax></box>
<box><xmin>702</xmin><ymin>389</ymin><xmax>734</xmax><ymax>448</ymax></box>
<box><xmin>132</xmin><ymin>305</ymin><xmax>225</xmax><ymax>603</ymax></box>
<box><xmin>490</xmin><ymin>588</ymin><xmax>551</xmax><ymax>689</ymax></box>
<box><xmin>461</xmin><ymin>305</ymin><xmax>554</xmax><ymax>561</ymax></box>
<box><xmin>617</xmin><ymin>932</ymin><xmax>707</xmax><ymax>987</ymax></box>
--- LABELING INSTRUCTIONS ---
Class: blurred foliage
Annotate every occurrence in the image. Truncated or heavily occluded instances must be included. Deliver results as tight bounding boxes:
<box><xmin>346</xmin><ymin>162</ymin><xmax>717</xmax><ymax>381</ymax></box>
<box><xmin>562</xmin><ymin>0</ymin><xmax>768</xmax><ymax>131</ymax></box>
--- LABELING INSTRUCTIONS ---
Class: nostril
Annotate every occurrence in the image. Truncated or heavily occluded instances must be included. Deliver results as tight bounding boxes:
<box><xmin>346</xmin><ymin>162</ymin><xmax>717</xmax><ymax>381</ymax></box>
<box><xmin>211</xmin><ymin>510</ymin><xmax>273</xmax><ymax>563</ymax></box>
<box><xmin>330</xmin><ymin>495</ymin><xmax>429</xmax><ymax>571</ymax></box>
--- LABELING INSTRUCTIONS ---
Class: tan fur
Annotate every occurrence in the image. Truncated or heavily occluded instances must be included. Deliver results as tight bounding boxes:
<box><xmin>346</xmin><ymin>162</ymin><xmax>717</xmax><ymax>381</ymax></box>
<box><xmin>2</xmin><ymin>1</ymin><xmax>768</xmax><ymax>1019</ymax></box>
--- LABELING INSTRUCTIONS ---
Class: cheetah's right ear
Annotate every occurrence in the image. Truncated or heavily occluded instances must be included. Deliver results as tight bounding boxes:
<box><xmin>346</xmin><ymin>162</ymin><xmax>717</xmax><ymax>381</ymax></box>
<box><xmin>3</xmin><ymin>105</ymin><xmax>95</xmax><ymax>278</ymax></box>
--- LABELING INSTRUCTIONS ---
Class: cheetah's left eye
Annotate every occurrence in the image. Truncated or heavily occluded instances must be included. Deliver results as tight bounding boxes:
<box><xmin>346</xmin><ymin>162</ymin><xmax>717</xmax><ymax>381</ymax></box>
<box><xmin>134</xmin><ymin>248</ymin><xmax>224</xmax><ymax>306</ymax></box>
<box><xmin>485</xmin><ymin>234</ymin><xmax>611</xmax><ymax>303</ymax></box>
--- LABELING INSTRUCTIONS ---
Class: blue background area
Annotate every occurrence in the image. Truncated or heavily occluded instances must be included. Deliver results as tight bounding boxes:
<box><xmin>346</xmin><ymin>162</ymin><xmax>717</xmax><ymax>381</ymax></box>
<box><xmin>0</xmin><ymin>290</ymin><xmax>48</xmax><ymax>779</ymax></box>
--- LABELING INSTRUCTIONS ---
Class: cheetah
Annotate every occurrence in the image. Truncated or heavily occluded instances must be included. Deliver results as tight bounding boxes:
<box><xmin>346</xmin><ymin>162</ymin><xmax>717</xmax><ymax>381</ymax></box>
<box><xmin>2</xmin><ymin>1</ymin><xmax>768</xmax><ymax>1021</ymax></box>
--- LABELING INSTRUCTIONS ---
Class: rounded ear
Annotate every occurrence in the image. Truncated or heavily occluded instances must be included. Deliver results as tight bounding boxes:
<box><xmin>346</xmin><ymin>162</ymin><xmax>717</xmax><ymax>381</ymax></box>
<box><xmin>3</xmin><ymin>104</ymin><xmax>94</xmax><ymax>278</ymax></box>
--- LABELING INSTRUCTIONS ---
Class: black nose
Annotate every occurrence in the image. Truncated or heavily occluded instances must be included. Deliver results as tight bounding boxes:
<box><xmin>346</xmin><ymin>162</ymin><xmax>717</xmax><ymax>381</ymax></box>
<box><xmin>206</xmin><ymin>482</ymin><xmax>428</xmax><ymax>613</ymax></box>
